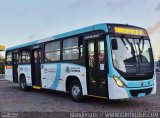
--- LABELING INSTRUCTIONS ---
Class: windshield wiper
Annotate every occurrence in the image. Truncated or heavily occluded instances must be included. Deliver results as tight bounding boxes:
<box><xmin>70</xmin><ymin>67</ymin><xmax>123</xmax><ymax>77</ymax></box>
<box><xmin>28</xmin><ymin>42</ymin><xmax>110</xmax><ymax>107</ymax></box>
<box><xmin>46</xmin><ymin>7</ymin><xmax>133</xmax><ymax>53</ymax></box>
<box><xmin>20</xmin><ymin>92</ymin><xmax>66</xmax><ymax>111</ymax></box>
<box><xmin>140</xmin><ymin>37</ymin><xmax>145</xmax><ymax>52</ymax></box>
<box><xmin>121</xmin><ymin>37</ymin><xmax>137</xmax><ymax>62</ymax></box>
<box><xmin>137</xmin><ymin>37</ymin><xmax>145</xmax><ymax>63</ymax></box>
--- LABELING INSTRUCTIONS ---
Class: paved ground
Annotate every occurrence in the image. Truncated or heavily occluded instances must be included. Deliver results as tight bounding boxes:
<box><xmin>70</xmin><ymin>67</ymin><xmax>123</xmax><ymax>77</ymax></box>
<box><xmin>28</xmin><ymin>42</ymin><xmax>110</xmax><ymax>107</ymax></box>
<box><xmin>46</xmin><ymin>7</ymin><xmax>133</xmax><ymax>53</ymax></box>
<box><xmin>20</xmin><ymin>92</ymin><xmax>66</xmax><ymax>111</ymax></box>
<box><xmin>0</xmin><ymin>74</ymin><xmax>159</xmax><ymax>113</ymax></box>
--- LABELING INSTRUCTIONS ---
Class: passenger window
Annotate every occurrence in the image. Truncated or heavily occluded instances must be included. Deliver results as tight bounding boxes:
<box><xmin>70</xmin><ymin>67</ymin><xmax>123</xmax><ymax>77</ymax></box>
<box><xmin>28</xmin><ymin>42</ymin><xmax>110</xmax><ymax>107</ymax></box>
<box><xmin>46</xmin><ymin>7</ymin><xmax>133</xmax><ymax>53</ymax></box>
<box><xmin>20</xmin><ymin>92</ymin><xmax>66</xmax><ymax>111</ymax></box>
<box><xmin>20</xmin><ymin>50</ymin><xmax>30</xmax><ymax>64</ymax></box>
<box><xmin>98</xmin><ymin>41</ymin><xmax>105</xmax><ymax>63</ymax></box>
<box><xmin>45</xmin><ymin>41</ymin><xmax>60</xmax><ymax>62</ymax></box>
<box><xmin>62</xmin><ymin>37</ymin><xmax>79</xmax><ymax>60</ymax></box>
<box><xmin>98</xmin><ymin>40</ymin><xmax>105</xmax><ymax>70</ymax></box>
<box><xmin>88</xmin><ymin>42</ymin><xmax>95</xmax><ymax>68</ymax></box>
<box><xmin>6</xmin><ymin>52</ymin><xmax>12</xmax><ymax>65</ymax></box>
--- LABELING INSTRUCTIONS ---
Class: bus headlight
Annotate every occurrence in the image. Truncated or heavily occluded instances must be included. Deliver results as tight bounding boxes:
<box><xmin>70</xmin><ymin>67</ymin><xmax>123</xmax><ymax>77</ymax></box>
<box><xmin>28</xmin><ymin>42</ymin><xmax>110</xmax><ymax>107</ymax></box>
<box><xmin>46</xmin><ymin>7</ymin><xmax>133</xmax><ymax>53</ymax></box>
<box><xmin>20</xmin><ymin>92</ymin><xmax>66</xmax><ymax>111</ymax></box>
<box><xmin>114</xmin><ymin>76</ymin><xmax>125</xmax><ymax>88</ymax></box>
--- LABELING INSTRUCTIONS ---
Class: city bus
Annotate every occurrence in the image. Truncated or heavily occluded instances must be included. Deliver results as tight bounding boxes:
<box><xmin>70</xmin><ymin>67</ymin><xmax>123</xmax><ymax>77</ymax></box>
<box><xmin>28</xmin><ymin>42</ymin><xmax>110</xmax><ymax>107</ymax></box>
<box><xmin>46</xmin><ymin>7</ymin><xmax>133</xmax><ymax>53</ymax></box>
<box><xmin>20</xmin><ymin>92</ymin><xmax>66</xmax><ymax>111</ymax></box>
<box><xmin>5</xmin><ymin>23</ymin><xmax>156</xmax><ymax>102</ymax></box>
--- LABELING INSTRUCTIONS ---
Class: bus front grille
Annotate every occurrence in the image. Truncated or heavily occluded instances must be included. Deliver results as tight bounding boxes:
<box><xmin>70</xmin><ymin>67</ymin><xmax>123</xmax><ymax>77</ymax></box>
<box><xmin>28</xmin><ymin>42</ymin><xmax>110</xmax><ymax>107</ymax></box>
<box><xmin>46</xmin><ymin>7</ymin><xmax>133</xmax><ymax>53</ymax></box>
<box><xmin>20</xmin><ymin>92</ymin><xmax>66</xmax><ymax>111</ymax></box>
<box><xmin>130</xmin><ymin>88</ymin><xmax>152</xmax><ymax>97</ymax></box>
<box><xmin>123</xmin><ymin>74</ymin><xmax>153</xmax><ymax>81</ymax></box>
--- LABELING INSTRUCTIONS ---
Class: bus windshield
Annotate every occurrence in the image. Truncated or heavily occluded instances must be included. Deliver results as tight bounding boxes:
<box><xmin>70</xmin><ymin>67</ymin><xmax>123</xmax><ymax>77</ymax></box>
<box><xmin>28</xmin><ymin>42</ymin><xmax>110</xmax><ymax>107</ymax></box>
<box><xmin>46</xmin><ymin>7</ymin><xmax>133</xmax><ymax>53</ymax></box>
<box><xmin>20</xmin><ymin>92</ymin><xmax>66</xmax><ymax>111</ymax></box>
<box><xmin>110</xmin><ymin>36</ymin><xmax>154</xmax><ymax>74</ymax></box>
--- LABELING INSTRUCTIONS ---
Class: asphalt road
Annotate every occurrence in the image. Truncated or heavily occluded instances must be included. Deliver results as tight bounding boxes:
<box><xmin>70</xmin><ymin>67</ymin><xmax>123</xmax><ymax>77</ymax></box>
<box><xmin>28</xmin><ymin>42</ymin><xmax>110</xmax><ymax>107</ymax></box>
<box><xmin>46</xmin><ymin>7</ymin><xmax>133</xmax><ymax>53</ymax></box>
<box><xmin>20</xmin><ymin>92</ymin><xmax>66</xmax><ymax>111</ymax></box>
<box><xmin>0</xmin><ymin>74</ymin><xmax>159</xmax><ymax>113</ymax></box>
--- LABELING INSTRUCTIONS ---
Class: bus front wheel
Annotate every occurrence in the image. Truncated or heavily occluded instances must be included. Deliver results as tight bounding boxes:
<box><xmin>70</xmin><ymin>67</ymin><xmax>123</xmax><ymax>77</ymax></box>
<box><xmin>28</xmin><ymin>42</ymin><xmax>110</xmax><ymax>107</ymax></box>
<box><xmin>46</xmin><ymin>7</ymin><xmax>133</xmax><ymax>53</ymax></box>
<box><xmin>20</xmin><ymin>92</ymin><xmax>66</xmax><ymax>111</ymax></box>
<box><xmin>20</xmin><ymin>76</ymin><xmax>29</xmax><ymax>91</ymax></box>
<box><xmin>70</xmin><ymin>79</ymin><xmax>84</xmax><ymax>102</ymax></box>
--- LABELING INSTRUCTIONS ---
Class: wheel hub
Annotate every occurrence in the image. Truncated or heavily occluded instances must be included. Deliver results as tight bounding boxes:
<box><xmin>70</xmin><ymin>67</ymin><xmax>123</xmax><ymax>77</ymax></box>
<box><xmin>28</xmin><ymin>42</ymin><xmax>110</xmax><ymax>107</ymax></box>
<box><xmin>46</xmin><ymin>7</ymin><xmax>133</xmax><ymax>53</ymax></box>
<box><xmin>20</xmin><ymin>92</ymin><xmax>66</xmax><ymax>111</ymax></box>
<box><xmin>72</xmin><ymin>86</ymin><xmax>80</xmax><ymax>97</ymax></box>
<box><xmin>21</xmin><ymin>80</ymin><xmax>25</xmax><ymax>88</ymax></box>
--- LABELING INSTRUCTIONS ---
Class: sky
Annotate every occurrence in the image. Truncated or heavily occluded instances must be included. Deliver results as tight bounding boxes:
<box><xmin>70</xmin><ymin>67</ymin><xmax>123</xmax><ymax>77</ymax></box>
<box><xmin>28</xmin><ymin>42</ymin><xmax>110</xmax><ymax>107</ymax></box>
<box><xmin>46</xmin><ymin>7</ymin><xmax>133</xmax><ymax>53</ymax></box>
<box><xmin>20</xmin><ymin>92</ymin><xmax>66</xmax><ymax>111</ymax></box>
<box><xmin>0</xmin><ymin>0</ymin><xmax>160</xmax><ymax>60</ymax></box>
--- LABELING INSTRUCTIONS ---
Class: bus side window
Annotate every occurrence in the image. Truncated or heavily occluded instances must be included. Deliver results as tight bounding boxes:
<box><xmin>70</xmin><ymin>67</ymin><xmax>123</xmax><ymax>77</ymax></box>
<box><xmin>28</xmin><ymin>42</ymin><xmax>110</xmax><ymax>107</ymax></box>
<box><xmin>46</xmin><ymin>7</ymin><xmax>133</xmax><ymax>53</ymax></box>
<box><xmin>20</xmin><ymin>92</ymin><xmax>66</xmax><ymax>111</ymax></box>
<box><xmin>6</xmin><ymin>52</ymin><xmax>12</xmax><ymax>65</ymax></box>
<box><xmin>79</xmin><ymin>38</ymin><xmax>83</xmax><ymax>60</ymax></box>
<box><xmin>20</xmin><ymin>50</ymin><xmax>30</xmax><ymax>64</ymax></box>
<box><xmin>45</xmin><ymin>41</ymin><xmax>60</xmax><ymax>62</ymax></box>
<box><xmin>98</xmin><ymin>41</ymin><xmax>105</xmax><ymax>70</ymax></box>
<box><xmin>88</xmin><ymin>42</ymin><xmax>94</xmax><ymax>68</ymax></box>
<box><xmin>62</xmin><ymin>37</ymin><xmax>79</xmax><ymax>60</ymax></box>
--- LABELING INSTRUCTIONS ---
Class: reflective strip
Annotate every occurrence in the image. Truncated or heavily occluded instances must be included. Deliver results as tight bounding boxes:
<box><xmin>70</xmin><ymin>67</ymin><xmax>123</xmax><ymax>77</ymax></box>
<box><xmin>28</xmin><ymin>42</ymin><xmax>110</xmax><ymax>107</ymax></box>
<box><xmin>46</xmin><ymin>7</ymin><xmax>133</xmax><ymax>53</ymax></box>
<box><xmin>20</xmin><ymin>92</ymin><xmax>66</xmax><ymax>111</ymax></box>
<box><xmin>88</xmin><ymin>95</ymin><xmax>107</xmax><ymax>99</ymax></box>
<box><xmin>33</xmin><ymin>86</ymin><xmax>41</xmax><ymax>89</ymax></box>
<box><xmin>6</xmin><ymin>66</ymin><xmax>12</xmax><ymax>69</ymax></box>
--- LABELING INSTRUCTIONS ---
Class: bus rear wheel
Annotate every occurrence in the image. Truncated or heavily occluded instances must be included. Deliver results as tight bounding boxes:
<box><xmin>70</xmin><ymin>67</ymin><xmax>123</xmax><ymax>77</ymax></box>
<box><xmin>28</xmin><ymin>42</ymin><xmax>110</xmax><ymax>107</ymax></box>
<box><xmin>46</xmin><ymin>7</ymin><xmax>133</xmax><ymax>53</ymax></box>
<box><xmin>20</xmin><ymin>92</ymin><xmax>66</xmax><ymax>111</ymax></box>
<box><xmin>20</xmin><ymin>76</ymin><xmax>29</xmax><ymax>91</ymax></box>
<box><xmin>70</xmin><ymin>79</ymin><xmax>84</xmax><ymax>102</ymax></box>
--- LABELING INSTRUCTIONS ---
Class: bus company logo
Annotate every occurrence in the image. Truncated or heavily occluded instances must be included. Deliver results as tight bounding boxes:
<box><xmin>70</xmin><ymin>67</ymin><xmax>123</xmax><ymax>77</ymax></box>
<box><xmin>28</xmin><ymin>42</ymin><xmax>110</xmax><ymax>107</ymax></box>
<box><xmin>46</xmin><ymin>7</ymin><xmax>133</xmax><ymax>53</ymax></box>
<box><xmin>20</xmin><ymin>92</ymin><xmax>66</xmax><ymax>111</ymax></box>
<box><xmin>84</xmin><ymin>34</ymin><xmax>100</xmax><ymax>40</ymax></box>
<box><xmin>65</xmin><ymin>66</ymin><xmax>70</xmax><ymax>73</ymax></box>
<box><xmin>89</xmin><ymin>55</ymin><xmax>94</xmax><ymax>61</ymax></box>
<box><xmin>99</xmin><ymin>54</ymin><xmax>104</xmax><ymax>61</ymax></box>
<box><xmin>70</xmin><ymin>67</ymin><xmax>80</xmax><ymax>72</ymax></box>
<box><xmin>33</xmin><ymin>45</ymin><xmax>39</xmax><ymax>49</ymax></box>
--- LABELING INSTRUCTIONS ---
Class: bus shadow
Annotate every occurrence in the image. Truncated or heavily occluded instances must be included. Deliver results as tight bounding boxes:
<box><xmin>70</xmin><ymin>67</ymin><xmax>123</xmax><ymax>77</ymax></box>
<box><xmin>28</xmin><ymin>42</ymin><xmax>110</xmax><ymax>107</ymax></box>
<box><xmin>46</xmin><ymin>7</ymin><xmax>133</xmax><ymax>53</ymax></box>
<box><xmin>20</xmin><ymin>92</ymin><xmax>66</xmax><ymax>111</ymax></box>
<box><xmin>33</xmin><ymin>88</ymin><xmax>142</xmax><ymax>109</ymax></box>
<box><xmin>86</xmin><ymin>97</ymin><xmax>141</xmax><ymax>108</ymax></box>
<box><xmin>11</xmin><ymin>86</ymin><xmax>143</xmax><ymax>109</ymax></box>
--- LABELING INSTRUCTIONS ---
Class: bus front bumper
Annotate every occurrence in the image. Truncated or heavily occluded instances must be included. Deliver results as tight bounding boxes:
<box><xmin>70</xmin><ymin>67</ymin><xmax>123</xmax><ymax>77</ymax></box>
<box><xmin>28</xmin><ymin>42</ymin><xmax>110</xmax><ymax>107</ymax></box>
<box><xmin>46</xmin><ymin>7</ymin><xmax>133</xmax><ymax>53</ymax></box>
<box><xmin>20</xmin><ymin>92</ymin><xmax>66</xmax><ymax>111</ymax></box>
<box><xmin>108</xmin><ymin>77</ymin><xmax>156</xmax><ymax>99</ymax></box>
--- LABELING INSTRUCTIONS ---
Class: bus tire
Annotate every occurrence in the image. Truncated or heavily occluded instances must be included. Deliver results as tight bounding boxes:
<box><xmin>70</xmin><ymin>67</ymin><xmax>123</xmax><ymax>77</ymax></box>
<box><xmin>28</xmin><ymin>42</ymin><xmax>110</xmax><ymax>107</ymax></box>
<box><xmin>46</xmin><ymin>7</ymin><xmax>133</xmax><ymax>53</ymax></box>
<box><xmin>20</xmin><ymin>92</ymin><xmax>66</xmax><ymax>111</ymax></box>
<box><xmin>70</xmin><ymin>79</ymin><xmax>84</xmax><ymax>102</ymax></box>
<box><xmin>20</xmin><ymin>76</ymin><xmax>29</xmax><ymax>91</ymax></box>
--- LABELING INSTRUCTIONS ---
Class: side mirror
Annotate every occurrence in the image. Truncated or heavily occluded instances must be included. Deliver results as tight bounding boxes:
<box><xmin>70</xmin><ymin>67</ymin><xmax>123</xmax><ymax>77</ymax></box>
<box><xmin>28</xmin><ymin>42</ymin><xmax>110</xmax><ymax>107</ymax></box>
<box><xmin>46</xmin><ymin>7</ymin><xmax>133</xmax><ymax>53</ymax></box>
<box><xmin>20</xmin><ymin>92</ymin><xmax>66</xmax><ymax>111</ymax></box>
<box><xmin>111</xmin><ymin>39</ymin><xmax>118</xmax><ymax>50</ymax></box>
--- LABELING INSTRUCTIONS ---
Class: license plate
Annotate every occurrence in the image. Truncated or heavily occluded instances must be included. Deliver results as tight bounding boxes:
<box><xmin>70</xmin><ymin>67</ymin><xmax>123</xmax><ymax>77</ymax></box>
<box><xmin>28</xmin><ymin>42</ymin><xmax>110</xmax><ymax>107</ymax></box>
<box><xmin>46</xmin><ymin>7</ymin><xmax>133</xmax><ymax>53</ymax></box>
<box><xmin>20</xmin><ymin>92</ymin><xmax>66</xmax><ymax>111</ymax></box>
<box><xmin>138</xmin><ymin>93</ymin><xmax>145</xmax><ymax>97</ymax></box>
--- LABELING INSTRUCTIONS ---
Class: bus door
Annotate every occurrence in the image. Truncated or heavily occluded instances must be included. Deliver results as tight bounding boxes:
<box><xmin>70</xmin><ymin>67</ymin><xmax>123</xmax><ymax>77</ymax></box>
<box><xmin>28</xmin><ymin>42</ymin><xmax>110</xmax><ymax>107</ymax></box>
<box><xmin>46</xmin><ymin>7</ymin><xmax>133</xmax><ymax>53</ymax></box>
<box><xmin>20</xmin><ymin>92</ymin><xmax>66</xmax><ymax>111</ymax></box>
<box><xmin>86</xmin><ymin>38</ymin><xmax>107</xmax><ymax>97</ymax></box>
<box><xmin>13</xmin><ymin>52</ymin><xmax>19</xmax><ymax>83</ymax></box>
<box><xmin>31</xmin><ymin>49</ymin><xmax>42</xmax><ymax>87</ymax></box>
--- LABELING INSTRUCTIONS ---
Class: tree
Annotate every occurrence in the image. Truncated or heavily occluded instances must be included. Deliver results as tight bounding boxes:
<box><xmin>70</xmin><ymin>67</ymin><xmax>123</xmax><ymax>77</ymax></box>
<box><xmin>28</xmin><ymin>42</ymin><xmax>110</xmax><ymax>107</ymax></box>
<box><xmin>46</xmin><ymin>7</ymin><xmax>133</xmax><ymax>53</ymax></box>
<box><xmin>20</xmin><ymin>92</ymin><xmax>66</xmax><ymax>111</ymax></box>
<box><xmin>158</xmin><ymin>55</ymin><xmax>160</xmax><ymax>62</ymax></box>
<box><xmin>0</xmin><ymin>53</ymin><xmax>4</xmax><ymax>74</ymax></box>
<box><xmin>0</xmin><ymin>58</ymin><xmax>4</xmax><ymax>74</ymax></box>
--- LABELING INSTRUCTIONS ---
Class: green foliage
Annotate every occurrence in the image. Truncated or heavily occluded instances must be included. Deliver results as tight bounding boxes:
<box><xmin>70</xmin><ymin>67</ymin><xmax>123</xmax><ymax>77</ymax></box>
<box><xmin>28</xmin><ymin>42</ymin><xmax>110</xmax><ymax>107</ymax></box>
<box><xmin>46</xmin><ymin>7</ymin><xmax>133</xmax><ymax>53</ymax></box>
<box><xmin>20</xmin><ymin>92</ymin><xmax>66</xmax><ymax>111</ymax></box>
<box><xmin>158</xmin><ymin>55</ymin><xmax>160</xmax><ymax>62</ymax></box>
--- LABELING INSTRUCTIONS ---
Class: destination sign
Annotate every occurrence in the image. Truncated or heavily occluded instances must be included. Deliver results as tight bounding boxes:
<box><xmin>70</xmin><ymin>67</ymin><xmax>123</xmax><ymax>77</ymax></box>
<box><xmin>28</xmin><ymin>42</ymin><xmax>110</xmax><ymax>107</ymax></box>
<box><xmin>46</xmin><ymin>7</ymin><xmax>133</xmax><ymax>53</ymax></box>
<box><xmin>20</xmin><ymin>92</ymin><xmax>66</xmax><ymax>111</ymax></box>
<box><xmin>108</xmin><ymin>24</ymin><xmax>148</xmax><ymax>36</ymax></box>
<box><xmin>114</xmin><ymin>27</ymin><xmax>146</xmax><ymax>36</ymax></box>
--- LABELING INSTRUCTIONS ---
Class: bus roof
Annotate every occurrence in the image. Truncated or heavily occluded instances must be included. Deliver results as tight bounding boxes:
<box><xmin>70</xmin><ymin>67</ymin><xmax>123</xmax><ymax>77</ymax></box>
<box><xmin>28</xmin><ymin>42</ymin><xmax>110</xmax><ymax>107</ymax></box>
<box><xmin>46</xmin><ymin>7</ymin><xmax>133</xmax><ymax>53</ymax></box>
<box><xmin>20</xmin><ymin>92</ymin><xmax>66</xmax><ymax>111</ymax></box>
<box><xmin>6</xmin><ymin>23</ymin><xmax>146</xmax><ymax>51</ymax></box>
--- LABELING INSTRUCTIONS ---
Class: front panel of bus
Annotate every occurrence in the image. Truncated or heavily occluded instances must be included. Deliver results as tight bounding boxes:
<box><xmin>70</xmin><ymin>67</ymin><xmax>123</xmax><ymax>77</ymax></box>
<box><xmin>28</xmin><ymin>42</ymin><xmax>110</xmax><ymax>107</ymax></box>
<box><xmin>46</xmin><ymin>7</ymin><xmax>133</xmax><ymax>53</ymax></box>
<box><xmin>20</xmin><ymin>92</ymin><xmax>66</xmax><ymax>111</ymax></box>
<box><xmin>106</xmin><ymin>24</ymin><xmax>156</xmax><ymax>99</ymax></box>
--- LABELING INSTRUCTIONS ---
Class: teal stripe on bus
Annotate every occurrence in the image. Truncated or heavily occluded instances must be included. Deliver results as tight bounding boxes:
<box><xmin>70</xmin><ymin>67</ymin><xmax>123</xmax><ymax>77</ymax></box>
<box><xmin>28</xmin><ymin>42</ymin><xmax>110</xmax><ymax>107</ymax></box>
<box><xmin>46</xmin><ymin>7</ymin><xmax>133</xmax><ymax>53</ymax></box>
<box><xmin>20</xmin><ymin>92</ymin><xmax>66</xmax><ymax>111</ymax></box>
<box><xmin>53</xmin><ymin>63</ymin><xmax>61</xmax><ymax>89</ymax></box>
